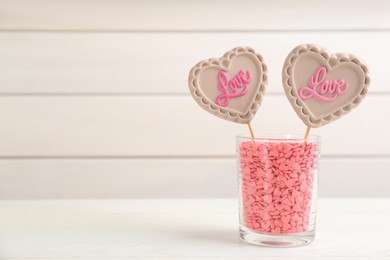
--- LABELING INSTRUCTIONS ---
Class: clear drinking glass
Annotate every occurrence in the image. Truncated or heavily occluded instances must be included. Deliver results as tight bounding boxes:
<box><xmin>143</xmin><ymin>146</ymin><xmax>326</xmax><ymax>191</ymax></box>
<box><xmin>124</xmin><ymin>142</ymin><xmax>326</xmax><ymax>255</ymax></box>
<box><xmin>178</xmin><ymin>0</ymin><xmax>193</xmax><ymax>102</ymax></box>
<box><xmin>236</xmin><ymin>134</ymin><xmax>320</xmax><ymax>247</ymax></box>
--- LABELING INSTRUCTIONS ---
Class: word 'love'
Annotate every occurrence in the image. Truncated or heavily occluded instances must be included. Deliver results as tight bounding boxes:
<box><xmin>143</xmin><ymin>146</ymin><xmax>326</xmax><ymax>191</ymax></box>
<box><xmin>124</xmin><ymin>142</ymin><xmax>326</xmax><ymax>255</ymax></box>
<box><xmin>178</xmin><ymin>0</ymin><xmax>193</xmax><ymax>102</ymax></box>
<box><xmin>216</xmin><ymin>70</ymin><xmax>251</xmax><ymax>107</ymax></box>
<box><xmin>298</xmin><ymin>66</ymin><xmax>349</xmax><ymax>102</ymax></box>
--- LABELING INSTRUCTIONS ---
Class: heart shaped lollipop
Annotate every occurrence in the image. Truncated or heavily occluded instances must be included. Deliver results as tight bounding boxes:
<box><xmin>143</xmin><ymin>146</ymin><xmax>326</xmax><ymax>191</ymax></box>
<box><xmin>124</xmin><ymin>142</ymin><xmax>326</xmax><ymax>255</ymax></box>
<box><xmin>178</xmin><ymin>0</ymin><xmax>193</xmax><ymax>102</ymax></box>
<box><xmin>188</xmin><ymin>47</ymin><xmax>268</xmax><ymax>124</ymax></box>
<box><xmin>282</xmin><ymin>44</ymin><xmax>370</xmax><ymax>128</ymax></box>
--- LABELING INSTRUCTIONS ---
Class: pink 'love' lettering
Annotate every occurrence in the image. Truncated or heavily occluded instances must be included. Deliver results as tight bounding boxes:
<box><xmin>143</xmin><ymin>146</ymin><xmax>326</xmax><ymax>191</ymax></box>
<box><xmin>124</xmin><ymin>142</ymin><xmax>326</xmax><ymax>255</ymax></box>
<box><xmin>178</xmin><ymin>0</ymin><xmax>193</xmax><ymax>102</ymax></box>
<box><xmin>298</xmin><ymin>66</ymin><xmax>349</xmax><ymax>102</ymax></box>
<box><xmin>216</xmin><ymin>70</ymin><xmax>251</xmax><ymax>107</ymax></box>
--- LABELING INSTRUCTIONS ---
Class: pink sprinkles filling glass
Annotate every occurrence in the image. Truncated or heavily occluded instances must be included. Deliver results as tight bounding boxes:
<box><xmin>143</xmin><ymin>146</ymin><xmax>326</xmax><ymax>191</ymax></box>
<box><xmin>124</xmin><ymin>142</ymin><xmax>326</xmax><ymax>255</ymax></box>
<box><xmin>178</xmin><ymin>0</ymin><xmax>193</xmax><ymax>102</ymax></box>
<box><xmin>237</xmin><ymin>134</ymin><xmax>320</xmax><ymax>247</ymax></box>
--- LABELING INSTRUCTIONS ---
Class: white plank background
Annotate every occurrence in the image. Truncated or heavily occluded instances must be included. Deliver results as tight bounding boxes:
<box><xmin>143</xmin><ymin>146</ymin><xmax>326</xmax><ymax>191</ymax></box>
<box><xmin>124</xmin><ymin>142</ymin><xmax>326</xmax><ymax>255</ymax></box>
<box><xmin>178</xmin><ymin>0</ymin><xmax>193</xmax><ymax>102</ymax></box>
<box><xmin>0</xmin><ymin>0</ymin><xmax>389</xmax><ymax>198</ymax></box>
<box><xmin>0</xmin><ymin>32</ymin><xmax>388</xmax><ymax>94</ymax></box>
<box><xmin>1</xmin><ymin>0</ymin><xmax>389</xmax><ymax>31</ymax></box>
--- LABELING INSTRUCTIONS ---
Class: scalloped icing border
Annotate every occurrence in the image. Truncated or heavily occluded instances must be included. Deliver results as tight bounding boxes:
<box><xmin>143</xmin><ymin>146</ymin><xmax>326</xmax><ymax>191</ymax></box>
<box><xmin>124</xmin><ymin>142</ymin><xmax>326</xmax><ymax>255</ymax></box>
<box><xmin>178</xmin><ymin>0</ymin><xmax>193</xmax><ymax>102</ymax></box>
<box><xmin>188</xmin><ymin>47</ymin><xmax>268</xmax><ymax>124</ymax></box>
<box><xmin>282</xmin><ymin>44</ymin><xmax>370</xmax><ymax>128</ymax></box>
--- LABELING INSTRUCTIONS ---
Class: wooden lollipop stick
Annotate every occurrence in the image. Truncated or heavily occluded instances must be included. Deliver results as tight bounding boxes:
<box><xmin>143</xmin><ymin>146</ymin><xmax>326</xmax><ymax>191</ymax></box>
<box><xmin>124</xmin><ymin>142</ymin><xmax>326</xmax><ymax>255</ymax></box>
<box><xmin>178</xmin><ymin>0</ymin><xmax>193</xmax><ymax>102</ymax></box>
<box><xmin>304</xmin><ymin>126</ymin><xmax>311</xmax><ymax>142</ymax></box>
<box><xmin>247</xmin><ymin>121</ymin><xmax>255</xmax><ymax>141</ymax></box>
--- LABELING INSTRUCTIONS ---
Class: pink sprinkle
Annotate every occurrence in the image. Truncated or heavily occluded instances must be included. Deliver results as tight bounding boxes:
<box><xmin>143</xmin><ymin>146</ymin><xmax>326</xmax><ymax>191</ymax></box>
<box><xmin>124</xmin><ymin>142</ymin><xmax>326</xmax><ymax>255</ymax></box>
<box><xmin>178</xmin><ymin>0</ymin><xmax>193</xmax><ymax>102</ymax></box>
<box><xmin>267</xmin><ymin>204</ymin><xmax>276</xmax><ymax>212</ymax></box>
<box><xmin>292</xmin><ymin>190</ymin><xmax>299</xmax><ymax>199</ymax></box>
<box><xmin>289</xmin><ymin>226</ymin><xmax>298</xmax><ymax>233</ymax></box>
<box><xmin>240</xmin><ymin>141</ymin><xmax>318</xmax><ymax>234</ymax></box>
<box><xmin>273</xmin><ymin>187</ymin><xmax>282</xmax><ymax>196</ymax></box>
<box><xmin>281</xmin><ymin>215</ymin><xmax>291</xmax><ymax>223</ymax></box>
<box><xmin>285</xmin><ymin>179</ymin><xmax>295</xmax><ymax>188</ymax></box>
<box><xmin>282</xmin><ymin>198</ymin><xmax>292</xmax><ymax>206</ymax></box>
<box><xmin>275</xmin><ymin>203</ymin><xmax>284</xmax><ymax>211</ymax></box>
<box><xmin>263</xmin><ymin>195</ymin><xmax>273</xmax><ymax>203</ymax></box>
<box><xmin>282</xmin><ymin>223</ymin><xmax>292</xmax><ymax>230</ymax></box>
<box><xmin>279</xmin><ymin>163</ymin><xmax>289</xmax><ymax>171</ymax></box>
<box><xmin>284</xmin><ymin>151</ymin><xmax>293</xmax><ymax>158</ymax></box>
<box><xmin>256</xmin><ymin>168</ymin><xmax>265</xmax><ymax>175</ymax></box>
<box><xmin>293</xmin><ymin>204</ymin><xmax>302</xmax><ymax>212</ymax></box>
<box><xmin>275</xmin><ymin>219</ymin><xmax>283</xmax><ymax>227</ymax></box>
<box><xmin>242</xmin><ymin>166</ymin><xmax>251</xmax><ymax>175</ymax></box>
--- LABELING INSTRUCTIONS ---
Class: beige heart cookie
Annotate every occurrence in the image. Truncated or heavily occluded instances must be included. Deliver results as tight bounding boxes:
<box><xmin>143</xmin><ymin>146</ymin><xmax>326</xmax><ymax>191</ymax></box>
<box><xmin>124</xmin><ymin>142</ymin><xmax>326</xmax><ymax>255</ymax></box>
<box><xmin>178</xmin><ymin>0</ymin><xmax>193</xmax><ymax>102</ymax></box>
<box><xmin>282</xmin><ymin>44</ymin><xmax>370</xmax><ymax>128</ymax></box>
<box><xmin>188</xmin><ymin>47</ymin><xmax>268</xmax><ymax>124</ymax></box>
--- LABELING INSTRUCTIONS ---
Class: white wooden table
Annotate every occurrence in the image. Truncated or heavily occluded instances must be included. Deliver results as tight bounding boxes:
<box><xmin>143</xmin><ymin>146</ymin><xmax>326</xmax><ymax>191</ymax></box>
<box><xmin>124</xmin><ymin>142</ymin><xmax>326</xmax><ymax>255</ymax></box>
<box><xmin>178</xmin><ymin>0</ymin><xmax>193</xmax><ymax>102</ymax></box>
<box><xmin>0</xmin><ymin>199</ymin><xmax>389</xmax><ymax>259</ymax></box>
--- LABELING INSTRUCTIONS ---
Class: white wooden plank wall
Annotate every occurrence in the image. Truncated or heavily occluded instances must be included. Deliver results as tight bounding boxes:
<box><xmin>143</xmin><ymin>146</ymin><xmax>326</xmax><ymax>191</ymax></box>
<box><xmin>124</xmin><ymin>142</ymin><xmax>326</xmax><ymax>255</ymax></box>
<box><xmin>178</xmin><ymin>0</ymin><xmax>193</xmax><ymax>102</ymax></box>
<box><xmin>0</xmin><ymin>0</ymin><xmax>389</xmax><ymax>198</ymax></box>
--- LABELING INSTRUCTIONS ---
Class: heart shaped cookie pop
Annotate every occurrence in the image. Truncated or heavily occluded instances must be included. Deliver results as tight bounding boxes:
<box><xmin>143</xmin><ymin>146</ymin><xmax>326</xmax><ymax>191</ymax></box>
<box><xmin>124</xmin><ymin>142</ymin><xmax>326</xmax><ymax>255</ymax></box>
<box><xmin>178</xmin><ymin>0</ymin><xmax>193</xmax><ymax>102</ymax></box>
<box><xmin>282</xmin><ymin>44</ymin><xmax>370</xmax><ymax>128</ymax></box>
<box><xmin>188</xmin><ymin>47</ymin><xmax>268</xmax><ymax>124</ymax></box>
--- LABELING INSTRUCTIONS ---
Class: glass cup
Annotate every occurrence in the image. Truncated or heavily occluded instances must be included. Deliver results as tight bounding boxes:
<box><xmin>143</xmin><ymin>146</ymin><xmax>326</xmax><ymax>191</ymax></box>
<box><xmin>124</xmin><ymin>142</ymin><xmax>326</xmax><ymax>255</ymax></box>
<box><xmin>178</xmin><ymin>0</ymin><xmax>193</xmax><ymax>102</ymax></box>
<box><xmin>236</xmin><ymin>134</ymin><xmax>320</xmax><ymax>247</ymax></box>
